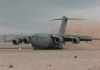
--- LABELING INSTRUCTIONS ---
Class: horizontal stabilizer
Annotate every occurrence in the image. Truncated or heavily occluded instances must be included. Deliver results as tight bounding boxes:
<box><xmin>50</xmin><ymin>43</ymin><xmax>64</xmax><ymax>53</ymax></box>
<box><xmin>50</xmin><ymin>17</ymin><xmax>85</xmax><ymax>21</ymax></box>
<box><xmin>50</xmin><ymin>19</ymin><xmax>62</xmax><ymax>21</ymax></box>
<box><xmin>67</xmin><ymin>18</ymin><xmax>86</xmax><ymax>20</ymax></box>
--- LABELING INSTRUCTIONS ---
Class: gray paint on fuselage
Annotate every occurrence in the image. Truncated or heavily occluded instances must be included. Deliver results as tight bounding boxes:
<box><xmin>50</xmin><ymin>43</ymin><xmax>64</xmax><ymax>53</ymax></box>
<box><xmin>31</xmin><ymin>33</ymin><xmax>55</xmax><ymax>49</ymax></box>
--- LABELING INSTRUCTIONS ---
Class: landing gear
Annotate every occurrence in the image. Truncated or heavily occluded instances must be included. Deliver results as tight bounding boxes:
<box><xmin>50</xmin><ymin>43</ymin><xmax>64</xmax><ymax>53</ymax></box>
<box><xmin>58</xmin><ymin>46</ymin><xmax>63</xmax><ymax>49</ymax></box>
<box><xmin>32</xmin><ymin>47</ymin><xmax>37</xmax><ymax>50</ymax></box>
<box><xmin>52</xmin><ymin>45</ymin><xmax>63</xmax><ymax>49</ymax></box>
<box><xmin>34</xmin><ymin>48</ymin><xmax>37</xmax><ymax>50</ymax></box>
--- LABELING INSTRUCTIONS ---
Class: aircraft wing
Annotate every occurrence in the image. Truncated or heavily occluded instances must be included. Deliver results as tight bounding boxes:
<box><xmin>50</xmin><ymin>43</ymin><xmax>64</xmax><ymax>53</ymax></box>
<box><xmin>4</xmin><ymin>36</ymin><xmax>32</xmax><ymax>42</ymax></box>
<box><xmin>51</xmin><ymin>34</ymin><xmax>100</xmax><ymax>42</ymax></box>
<box><xmin>63</xmin><ymin>34</ymin><xmax>100</xmax><ymax>42</ymax></box>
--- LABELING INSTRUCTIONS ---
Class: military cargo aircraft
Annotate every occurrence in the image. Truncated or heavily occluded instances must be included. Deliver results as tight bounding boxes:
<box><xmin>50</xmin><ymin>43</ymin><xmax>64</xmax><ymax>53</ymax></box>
<box><xmin>4</xmin><ymin>16</ymin><xmax>100</xmax><ymax>50</ymax></box>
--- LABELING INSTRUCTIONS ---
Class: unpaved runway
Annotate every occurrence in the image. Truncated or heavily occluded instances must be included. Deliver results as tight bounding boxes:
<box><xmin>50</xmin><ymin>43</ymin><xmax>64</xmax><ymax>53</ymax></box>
<box><xmin>0</xmin><ymin>49</ymin><xmax>100</xmax><ymax>70</ymax></box>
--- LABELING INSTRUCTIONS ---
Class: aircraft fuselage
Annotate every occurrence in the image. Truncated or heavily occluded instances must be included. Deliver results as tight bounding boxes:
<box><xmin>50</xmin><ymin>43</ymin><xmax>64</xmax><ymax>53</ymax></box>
<box><xmin>31</xmin><ymin>33</ymin><xmax>55</xmax><ymax>49</ymax></box>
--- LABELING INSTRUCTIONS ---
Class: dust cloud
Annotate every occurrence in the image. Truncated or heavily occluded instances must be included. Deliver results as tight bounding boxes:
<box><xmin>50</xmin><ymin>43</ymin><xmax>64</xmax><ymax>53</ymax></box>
<box><xmin>51</xmin><ymin>18</ymin><xmax>100</xmax><ymax>49</ymax></box>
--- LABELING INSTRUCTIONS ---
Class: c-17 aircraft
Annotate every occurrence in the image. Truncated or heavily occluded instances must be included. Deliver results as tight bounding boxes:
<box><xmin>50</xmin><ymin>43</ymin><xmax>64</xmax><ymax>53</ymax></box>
<box><xmin>4</xmin><ymin>16</ymin><xmax>100</xmax><ymax>50</ymax></box>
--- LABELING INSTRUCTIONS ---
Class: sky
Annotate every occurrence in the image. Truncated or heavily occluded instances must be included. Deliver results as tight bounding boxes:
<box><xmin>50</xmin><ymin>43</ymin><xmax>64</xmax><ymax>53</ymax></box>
<box><xmin>0</xmin><ymin>0</ymin><xmax>100</xmax><ymax>35</ymax></box>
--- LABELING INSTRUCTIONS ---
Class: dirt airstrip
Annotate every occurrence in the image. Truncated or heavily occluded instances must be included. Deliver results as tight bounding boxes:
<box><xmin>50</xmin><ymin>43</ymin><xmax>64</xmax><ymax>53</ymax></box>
<box><xmin>0</xmin><ymin>42</ymin><xmax>100</xmax><ymax>70</ymax></box>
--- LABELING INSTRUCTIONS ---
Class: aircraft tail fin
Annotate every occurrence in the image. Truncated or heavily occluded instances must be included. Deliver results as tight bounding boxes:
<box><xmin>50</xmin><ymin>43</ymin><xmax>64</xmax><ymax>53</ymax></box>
<box><xmin>50</xmin><ymin>16</ymin><xmax>85</xmax><ymax>34</ymax></box>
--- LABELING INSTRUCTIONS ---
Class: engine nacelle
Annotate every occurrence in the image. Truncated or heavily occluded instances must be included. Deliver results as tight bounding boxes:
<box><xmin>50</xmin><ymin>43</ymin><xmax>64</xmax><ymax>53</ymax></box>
<box><xmin>72</xmin><ymin>38</ymin><xmax>80</xmax><ymax>44</ymax></box>
<box><xmin>55</xmin><ymin>37</ymin><xmax>64</xmax><ymax>43</ymax></box>
<box><xmin>23</xmin><ymin>38</ymin><xmax>31</xmax><ymax>44</ymax></box>
<box><xmin>12</xmin><ymin>39</ymin><xmax>21</xmax><ymax>45</ymax></box>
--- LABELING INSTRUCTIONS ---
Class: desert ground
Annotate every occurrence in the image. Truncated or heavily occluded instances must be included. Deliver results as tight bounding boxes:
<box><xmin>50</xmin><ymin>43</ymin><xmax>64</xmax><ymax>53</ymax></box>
<box><xmin>0</xmin><ymin>43</ymin><xmax>100</xmax><ymax>70</ymax></box>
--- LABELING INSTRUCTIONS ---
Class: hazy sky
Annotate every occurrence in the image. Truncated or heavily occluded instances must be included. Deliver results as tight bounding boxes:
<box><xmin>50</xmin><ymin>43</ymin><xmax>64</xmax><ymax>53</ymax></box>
<box><xmin>0</xmin><ymin>0</ymin><xmax>100</xmax><ymax>35</ymax></box>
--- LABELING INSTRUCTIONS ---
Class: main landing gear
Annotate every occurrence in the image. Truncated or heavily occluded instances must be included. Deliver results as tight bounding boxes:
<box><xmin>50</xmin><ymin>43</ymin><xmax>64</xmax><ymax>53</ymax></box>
<box><xmin>32</xmin><ymin>47</ymin><xmax>37</xmax><ymax>50</ymax></box>
<box><xmin>34</xmin><ymin>48</ymin><xmax>37</xmax><ymax>50</ymax></box>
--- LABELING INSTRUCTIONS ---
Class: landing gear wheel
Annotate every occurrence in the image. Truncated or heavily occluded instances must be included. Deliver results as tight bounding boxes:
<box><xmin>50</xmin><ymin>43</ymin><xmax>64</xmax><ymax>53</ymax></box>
<box><xmin>58</xmin><ymin>46</ymin><xmax>63</xmax><ymax>49</ymax></box>
<box><xmin>34</xmin><ymin>48</ymin><xmax>37</xmax><ymax>50</ymax></box>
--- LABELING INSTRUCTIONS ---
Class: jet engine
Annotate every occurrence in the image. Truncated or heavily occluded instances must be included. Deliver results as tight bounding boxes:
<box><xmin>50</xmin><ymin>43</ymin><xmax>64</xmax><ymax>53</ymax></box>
<box><xmin>23</xmin><ymin>38</ymin><xmax>31</xmax><ymax>44</ymax></box>
<box><xmin>55</xmin><ymin>37</ymin><xmax>64</xmax><ymax>43</ymax></box>
<box><xmin>72</xmin><ymin>38</ymin><xmax>80</xmax><ymax>44</ymax></box>
<box><xmin>12</xmin><ymin>39</ymin><xmax>21</xmax><ymax>45</ymax></box>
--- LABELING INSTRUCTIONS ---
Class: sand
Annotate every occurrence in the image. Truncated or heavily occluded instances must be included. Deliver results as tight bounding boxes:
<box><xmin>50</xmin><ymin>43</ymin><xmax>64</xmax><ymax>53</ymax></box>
<box><xmin>0</xmin><ymin>42</ymin><xmax>32</xmax><ymax>49</ymax></box>
<box><xmin>0</xmin><ymin>49</ymin><xmax>100</xmax><ymax>70</ymax></box>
